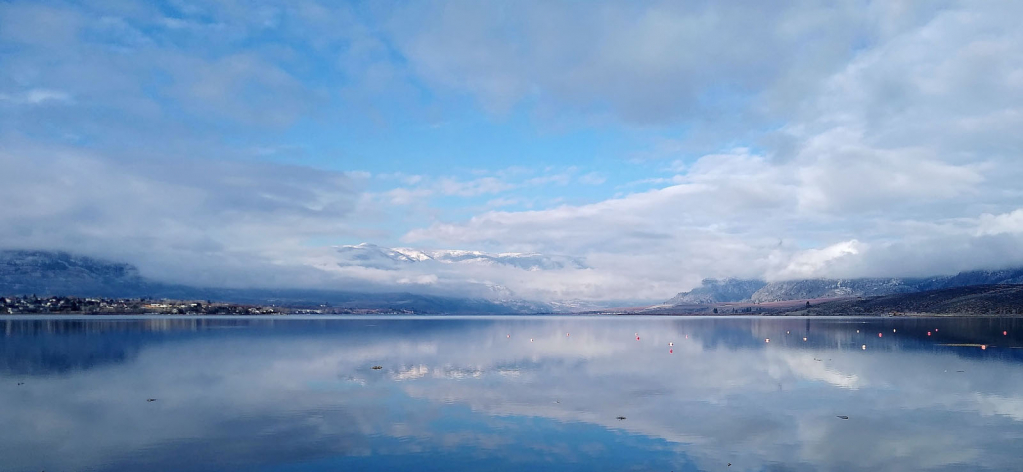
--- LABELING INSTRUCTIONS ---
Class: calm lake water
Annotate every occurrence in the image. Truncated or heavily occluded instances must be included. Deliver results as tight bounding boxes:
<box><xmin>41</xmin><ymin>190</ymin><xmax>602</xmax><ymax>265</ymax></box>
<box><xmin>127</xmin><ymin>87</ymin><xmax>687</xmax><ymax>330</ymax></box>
<box><xmin>2</xmin><ymin>316</ymin><xmax>1022</xmax><ymax>472</ymax></box>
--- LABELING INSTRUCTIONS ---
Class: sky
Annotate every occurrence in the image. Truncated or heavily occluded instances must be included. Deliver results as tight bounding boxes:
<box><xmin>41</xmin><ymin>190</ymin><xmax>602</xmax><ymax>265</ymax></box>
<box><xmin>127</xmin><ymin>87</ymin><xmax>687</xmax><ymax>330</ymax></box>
<box><xmin>2</xmin><ymin>0</ymin><xmax>1023</xmax><ymax>303</ymax></box>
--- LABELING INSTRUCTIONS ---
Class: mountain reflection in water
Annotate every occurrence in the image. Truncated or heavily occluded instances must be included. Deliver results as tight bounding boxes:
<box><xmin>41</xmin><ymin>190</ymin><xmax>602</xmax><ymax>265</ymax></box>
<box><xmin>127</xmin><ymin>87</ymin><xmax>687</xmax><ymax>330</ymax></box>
<box><xmin>1</xmin><ymin>316</ymin><xmax>1022</xmax><ymax>472</ymax></box>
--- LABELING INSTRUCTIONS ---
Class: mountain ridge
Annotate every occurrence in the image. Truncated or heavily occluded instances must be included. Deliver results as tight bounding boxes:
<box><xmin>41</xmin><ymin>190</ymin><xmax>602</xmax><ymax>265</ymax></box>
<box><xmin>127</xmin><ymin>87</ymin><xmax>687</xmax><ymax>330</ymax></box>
<box><xmin>667</xmin><ymin>269</ymin><xmax>1023</xmax><ymax>306</ymax></box>
<box><xmin>334</xmin><ymin>243</ymin><xmax>588</xmax><ymax>271</ymax></box>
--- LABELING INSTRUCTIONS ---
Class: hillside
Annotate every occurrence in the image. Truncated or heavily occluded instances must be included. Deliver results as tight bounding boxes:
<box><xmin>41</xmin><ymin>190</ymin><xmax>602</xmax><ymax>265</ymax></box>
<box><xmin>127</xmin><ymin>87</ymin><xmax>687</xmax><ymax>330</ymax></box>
<box><xmin>776</xmin><ymin>285</ymin><xmax>1023</xmax><ymax>316</ymax></box>
<box><xmin>666</xmin><ymin>278</ymin><xmax>766</xmax><ymax>304</ymax></box>
<box><xmin>666</xmin><ymin>269</ymin><xmax>1023</xmax><ymax>306</ymax></box>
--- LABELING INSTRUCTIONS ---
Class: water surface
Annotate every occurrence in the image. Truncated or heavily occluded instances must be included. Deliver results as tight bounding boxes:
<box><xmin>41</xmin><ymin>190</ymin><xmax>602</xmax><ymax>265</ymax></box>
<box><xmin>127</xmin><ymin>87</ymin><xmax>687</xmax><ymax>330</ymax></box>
<box><xmin>2</xmin><ymin>315</ymin><xmax>1022</xmax><ymax>471</ymax></box>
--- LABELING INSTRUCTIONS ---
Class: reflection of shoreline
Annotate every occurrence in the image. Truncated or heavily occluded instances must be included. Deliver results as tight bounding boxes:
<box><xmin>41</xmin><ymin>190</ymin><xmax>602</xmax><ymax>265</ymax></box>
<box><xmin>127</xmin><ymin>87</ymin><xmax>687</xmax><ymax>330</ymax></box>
<box><xmin>3</xmin><ymin>317</ymin><xmax>1023</xmax><ymax>472</ymax></box>
<box><xmin>3</xmin><ymin>317</ymin><xmax>1021</xmax><ymax>380</ymax></box>
<box><xmin>0</xmin><ymin>295</ymin><xmax>282</xmax><ymax>315</ymax></box>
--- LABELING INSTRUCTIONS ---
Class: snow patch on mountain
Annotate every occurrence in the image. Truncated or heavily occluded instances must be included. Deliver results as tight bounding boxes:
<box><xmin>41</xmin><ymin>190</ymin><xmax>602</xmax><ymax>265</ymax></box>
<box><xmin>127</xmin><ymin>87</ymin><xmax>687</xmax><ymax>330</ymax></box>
<box><xmin>334</xmin><ymin>243</ymin><xmax>588</xmax><ymax>271</ymax></box>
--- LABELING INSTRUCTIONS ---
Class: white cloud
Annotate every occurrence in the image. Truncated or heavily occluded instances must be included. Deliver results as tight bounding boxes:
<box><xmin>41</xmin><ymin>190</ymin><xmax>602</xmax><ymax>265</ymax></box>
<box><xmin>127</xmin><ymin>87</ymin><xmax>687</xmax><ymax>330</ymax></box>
<box><xmin>0</xmin><ymin>88</ymin><xmax>72</xmax><ymax>105</ymax></box>
<box><xmin>976</xmin><ymin>210</ymin><xmax>1023</xmax><ymax>236</ymax></box>
<box><xmin>578</xmin><ymin>172</ymin><xmax>607</xmax><ymax>185</ymax></box>
<box><xmin>772</xmin><ymin>240</ymin><xmax>866</xmax><ymax>280</ymax></box>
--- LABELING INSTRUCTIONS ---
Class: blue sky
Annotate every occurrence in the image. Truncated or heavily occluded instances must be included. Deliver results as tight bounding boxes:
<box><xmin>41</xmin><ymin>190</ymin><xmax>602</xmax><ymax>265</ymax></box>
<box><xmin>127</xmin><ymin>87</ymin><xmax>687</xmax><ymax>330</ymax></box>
<box><xmin>3</xmin><ymin>0</ymin><xmax>1023</xmax><ymax>302</ymax></box>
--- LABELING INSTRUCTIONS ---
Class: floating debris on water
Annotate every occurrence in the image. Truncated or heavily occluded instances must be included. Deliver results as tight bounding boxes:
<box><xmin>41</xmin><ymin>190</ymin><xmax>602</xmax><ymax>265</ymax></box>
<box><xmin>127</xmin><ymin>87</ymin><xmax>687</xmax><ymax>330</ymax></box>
<box><xmin>372</xmin><ymin>365</ymin><xmax>383</xmax><ymax>370</ymax></box>
<box><xmin>146</xmin><ymin>398</ymin><xmax>157</xmax><ymax>402</ymax></box>
<box><xmin>836</xmin><ymin>415</ymin><xmax>849</xmax><ymax>420</ymax></box>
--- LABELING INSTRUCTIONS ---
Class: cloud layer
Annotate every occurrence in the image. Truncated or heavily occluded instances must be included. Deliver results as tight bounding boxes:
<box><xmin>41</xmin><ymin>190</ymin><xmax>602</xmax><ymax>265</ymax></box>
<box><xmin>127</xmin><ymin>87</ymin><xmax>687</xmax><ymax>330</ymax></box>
<box><xmin>2</xmin><ymin>0</ymin><xmax>1023</xmax><ymax>302</ymax></box>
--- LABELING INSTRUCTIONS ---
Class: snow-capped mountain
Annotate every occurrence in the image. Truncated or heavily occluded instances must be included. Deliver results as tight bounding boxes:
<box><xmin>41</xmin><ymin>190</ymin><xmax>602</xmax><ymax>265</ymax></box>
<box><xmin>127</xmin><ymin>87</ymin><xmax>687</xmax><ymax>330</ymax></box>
<box><xmin>334</xmin><ymin>243</ymin><xmax>588</xmax><ymax>271</ymax></box>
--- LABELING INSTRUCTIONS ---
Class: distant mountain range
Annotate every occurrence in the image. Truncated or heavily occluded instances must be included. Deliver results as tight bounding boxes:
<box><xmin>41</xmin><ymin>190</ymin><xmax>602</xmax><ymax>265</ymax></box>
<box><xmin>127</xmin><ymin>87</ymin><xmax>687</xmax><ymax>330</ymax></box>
<box><xmin>8</xmin><ymin>248</ymin><xmax>1023</xmax><ymax>315</ymax></box>
<box><xmin>334</xmin><ymin>243</ymin><xmax>588</xmax><ymax>271</ymax></box>
<box><xmin>667</xmin><ymin>269</ymin><xmax>1023</xmax><ymax>306</ymax></box>
<box><xmin>0</xmin><ymin>250</ymin><xmax>551</xmax><ymax>314</ymax></box>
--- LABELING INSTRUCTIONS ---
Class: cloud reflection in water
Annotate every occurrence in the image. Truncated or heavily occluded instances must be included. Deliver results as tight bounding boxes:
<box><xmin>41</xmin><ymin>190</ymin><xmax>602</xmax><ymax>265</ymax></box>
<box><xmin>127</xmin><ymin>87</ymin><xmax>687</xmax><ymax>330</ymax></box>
<box><xmin>1</xmin><ymin>316</ymin><xmax>1022</xmax><ymax>471</ymax></box>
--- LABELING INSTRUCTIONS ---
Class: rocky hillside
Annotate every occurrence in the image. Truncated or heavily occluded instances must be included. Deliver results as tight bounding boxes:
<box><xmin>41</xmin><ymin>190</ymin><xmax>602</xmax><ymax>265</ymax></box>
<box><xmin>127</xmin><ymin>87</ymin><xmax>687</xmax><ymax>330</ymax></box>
<box><xmin>0</xmin><ymin>250</ymin><xmax>149</xmax><ymax>297</ymax></box>
<box><xmin>667</xmin><ymin>278</ymin><xmax>766</xmax><ymax>304</ymax></box>
<box><xmin>749</xmin><ymin>278</ymin><xmax>918</xmax><ymax>303</ymax></box>
<box><xmin>667</xmin><ymin>269</ymin><xmax>1023</xmax><ymax>305</ymax></box>
<box><xmin>777</xmin><ymin>285</ymin><xmax>1023</xmax><ymax>316</ymax></box>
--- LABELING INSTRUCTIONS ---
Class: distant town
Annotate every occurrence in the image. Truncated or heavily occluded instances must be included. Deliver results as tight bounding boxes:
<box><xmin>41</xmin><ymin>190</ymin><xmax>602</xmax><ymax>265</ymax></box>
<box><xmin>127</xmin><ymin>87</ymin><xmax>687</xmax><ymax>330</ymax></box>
<box><xmin>0</xmin><ymin>295</ymin><xmax>417</xmax><ymax>315</ymax></box>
